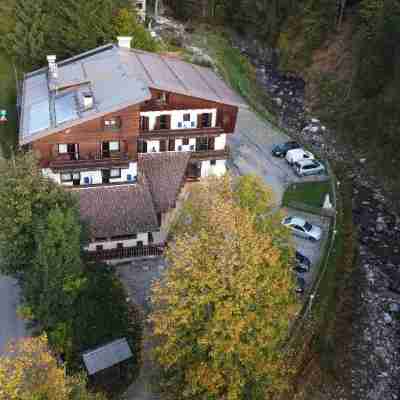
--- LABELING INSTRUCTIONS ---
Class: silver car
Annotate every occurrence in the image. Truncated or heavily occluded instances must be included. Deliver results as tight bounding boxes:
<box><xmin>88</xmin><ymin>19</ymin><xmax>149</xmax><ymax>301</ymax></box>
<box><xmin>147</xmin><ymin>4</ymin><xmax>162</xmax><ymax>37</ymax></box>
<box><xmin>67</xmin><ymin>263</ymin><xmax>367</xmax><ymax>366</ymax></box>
<box><xmin>282</xmin><ymin>216</ymin><xmax>322</xmax><ymax>241</ymax></box>
<box><xmin>294</xmin><ymin>159</ymin><xmax>325</xmax><ymax>177</ymax></box>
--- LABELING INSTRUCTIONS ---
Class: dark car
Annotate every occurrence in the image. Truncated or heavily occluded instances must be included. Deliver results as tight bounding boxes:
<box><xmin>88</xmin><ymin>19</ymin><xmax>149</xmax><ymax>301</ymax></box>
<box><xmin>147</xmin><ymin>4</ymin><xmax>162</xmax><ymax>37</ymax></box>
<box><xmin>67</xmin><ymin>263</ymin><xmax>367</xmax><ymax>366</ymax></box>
<box><xmin>272</xmin><ymin>141</ymin><xmax>300</xmax><ymax>157</ymax></box>
<box><xmin>295</xmin><ymin>276</ymin><xmax>306</xmax><ymax>294</ymax></box>
<box><xmin>294</xmin><ymin>251</ymin><xmax>311</xmax><ymax>273</ymax></box>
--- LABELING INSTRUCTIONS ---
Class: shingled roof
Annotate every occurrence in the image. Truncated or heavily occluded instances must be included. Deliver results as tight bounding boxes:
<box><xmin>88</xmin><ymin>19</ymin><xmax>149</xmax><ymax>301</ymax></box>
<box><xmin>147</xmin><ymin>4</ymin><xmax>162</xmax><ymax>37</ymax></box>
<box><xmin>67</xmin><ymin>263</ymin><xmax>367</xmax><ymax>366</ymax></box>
<box><xmin>77</xmin><ymin>182</ymin><xmax>158</xmax><ymax>239</ymax></box>
<box><xmin>139</xmin><ymin>152</ymin><xmax>191</xmax><ymax>213</ymax></box>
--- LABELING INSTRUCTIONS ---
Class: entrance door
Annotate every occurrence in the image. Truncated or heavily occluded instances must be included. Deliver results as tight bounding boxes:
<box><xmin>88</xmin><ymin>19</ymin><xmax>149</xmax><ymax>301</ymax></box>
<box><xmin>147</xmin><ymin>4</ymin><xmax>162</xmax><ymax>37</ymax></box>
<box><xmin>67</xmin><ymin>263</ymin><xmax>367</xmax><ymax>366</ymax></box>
<box><xmin>102</xmin><ymin>169</ymin><xmax>110</xmax><ymax>184</ymax></box>
<box><xmin>102</xmin><ymin>142</ymin><xmax>110</xmax><ymax>158</ymax></box>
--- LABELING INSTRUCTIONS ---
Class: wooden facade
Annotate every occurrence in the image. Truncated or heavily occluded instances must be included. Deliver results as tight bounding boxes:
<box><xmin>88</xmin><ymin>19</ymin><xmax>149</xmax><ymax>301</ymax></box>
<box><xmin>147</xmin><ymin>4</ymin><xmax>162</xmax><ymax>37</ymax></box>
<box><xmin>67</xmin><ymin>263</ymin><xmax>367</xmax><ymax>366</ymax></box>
<box><xmin>31</xmin><ymin>89</ymin><xmax>238</xmax><ymax>170</ymax></box>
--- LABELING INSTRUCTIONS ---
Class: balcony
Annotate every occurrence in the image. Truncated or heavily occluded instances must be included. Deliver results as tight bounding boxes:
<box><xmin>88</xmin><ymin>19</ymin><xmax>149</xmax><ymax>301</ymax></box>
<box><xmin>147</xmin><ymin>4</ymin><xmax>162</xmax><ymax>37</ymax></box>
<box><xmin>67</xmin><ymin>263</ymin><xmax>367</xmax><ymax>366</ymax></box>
<box><xmin>191</xmin><ymin>146</ymin><xmax>230</xmax><ymax>161</ymax></box>
<box><xmin>49</xmin><ymin>152</ymin><xmax>130</xmax><ymax>170</ymax></box>
<box><xmin>139</xmin><ymin>126</ymin><xmax>224</xmax><ymax>139</ymax></box>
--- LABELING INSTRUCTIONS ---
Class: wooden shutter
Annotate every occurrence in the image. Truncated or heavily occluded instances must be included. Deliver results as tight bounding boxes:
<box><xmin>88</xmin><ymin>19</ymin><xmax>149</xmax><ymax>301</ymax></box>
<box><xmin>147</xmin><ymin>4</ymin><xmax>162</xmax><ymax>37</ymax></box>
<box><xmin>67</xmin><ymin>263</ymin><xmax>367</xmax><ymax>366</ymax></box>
<box><xmin>208</xmin><ymin>137</ymin><xmax>215</xmax><ymax>150</ymax></box>
<box><xmin>166</xmin><ymin>115</ymin><xmax>171</xmax><ymax>130</ymax></box>
<box><xmin>160</xmin><ymin>140</ymin><xmax>166</xmax><ymax>152</ymax></box>
<box><xmin>168</xmin><ymin>139</ymin><xmax>175</xmax><ymax>151</ymax></box>
<box><xmin>197</xmin><ymin>114</ymin><xmax>202</xmax><ymax>128</ymax></box>
<box><xmin>155</xmin><ymin>116</ymin><xmax>161</xmax><ymax>130</ymax></box>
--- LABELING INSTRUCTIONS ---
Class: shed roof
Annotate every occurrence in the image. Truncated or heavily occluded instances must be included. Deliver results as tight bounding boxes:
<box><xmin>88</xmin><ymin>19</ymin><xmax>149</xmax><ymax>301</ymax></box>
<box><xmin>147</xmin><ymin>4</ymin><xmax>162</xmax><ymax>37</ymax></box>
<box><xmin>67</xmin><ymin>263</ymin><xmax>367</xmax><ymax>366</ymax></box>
<box><xmin>82</xmin><ymin>338</ymin><xmax>133</xmax><ymax>376</ymax></box>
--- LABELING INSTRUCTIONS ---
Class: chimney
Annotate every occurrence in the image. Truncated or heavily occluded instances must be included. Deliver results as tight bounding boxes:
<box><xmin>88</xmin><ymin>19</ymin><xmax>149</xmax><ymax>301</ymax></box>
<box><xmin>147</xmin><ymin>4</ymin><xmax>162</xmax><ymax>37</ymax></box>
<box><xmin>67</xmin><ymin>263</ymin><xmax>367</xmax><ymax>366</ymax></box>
<box><xmin>117</xmin><ymin>36</ymin><xmax>132</xmax><ymax>49</ymax></box>
<box><xmin>47</xmin><ymin>55</ymin><xmax>58</xmax><ymax>79</ymax></box>
<box><xmin>83</xmin><ymin>93</ymin><xmax>94</xmax><ymax>110</ymax></box>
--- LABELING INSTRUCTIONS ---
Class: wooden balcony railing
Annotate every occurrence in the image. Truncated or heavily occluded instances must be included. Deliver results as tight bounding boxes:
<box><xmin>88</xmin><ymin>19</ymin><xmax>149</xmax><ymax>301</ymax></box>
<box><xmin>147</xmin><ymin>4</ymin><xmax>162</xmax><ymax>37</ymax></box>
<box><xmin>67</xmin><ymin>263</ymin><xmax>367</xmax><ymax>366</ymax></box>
<box><xmin>191</xmin><ymin>146</ymin><xmax>230</xmax><ymax>160</ymax></box>
<box><xmin>49</xmin><ymin>152</ymin><xmax>130</xmax><ymax>170</ymax></box>
<box><xmin>87</xmin><ymin>244</ymin><xmax>164</xmax><ymax>261</ymax></box>
<box><xmin>139</xmin><ymin>126</ymin><xmax>224</xmax><ymax>139</ymax></box>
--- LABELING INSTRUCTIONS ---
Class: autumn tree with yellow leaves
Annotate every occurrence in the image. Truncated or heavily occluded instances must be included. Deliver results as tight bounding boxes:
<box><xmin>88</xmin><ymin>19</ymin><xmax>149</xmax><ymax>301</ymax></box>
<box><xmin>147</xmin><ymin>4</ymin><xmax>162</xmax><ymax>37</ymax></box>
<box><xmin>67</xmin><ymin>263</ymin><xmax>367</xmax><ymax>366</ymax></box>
<box><xmin>150</xmin><ymin>175</ymin><xmax>300</xmax><ymax>400</ymax></box>
<box><xmin>0</xmin><ymin>335</ymin><xmax>106</xmax><ymax>400</ymax></box>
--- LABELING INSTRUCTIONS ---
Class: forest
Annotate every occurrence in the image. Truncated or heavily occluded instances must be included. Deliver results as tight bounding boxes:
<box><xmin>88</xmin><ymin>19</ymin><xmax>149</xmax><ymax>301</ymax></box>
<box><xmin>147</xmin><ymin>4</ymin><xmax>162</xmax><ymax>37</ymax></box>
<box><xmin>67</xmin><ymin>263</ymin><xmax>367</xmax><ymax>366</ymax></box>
<box><xmin>164</xmin><ymin>0</ymin><xmax>400</xmax><ymax>192</ymax></box>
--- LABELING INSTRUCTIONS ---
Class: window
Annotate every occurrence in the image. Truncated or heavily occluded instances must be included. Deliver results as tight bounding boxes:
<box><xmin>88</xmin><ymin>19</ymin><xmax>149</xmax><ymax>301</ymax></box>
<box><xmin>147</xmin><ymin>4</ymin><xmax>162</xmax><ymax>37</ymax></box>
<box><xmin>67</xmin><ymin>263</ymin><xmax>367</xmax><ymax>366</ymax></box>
<box><xmin>182</xmin><ymin>138</ymin><xmax>189</xmax><ymax>146</ymax></box>
<box><xmin>183</xmin><ymin>113</ymin><xmax>190</xmax><ymax>122</ymax></box>
<box><xmin>96</xmin><ymin>245</ymin><xmax>103</xmax><ymax>252</ymax></box>
<box><xmin>61</xmin><ymin>172</ymin><xmax>72</xmax><ymax>182</ymax></box>
<box><xmin>117</xmin><ymin>243</ymin><xmax>124</xmax><ymax>249</ymax></box>
<box><xmin>136</xmin><ymin>2</ymin><xmax>143</xmax><ymax>9</ymax></box>
<box><xmin>160</xmin><ymin>140</ymin><xmax>167</xmax><ymax>152</ymax></box>
<box><xmin>200</xmin><ymin>113</ymin><xmax>212</xmax><ymax>128</ymax></box>
<box><xmin>58</xmin><ymin>144</ymin><xmax>68</xmax><ymax>154</ymax></box>
<box><xmin>159</xmin><ymin>115</ymin><xmax>169</xmax><ymax>130</ymax></box>
<box><xmin>148</xmin><ymin>232</ymin><xmax>154</xmax><ymax>243</ymax></box>
<box><xmin>140</xmin><ymin>116</ymin><xmax>149</xmax><ymax>131</ymax></box>
<box><xmin>196</xmin><ymin>137</ymin><xmax>209</xmax><ymax>152</ymax></box>
<box><xmin>109</xmin><ymin>141</ymin><xmax>120</xmax><ymax>152</ymax></box>
<box><xmin>110</xmin><ymin>168</ymin><xmax>121</xmax><ymax>178</ymax></box>
<box><xmin>157</xmin><ymin>92</ymin><xmax>168</xmax><ymax>104</ymax></box>
<box><xmin>138</xmin><ymin>139</ymin><xmax>147</xmax><ymax>153</ymax></box>
<box><xmin>136</xmin><ymin>241</ymin><xmax>143</xmax><ymax>247</ymax></box>
<box><xmin>168</xmin><ymin>139</ymin><xmax>175</xmax><ymax>151</ymax></box>
<box><xmin>112</xmin><ymin>234</ymin><xmax>137</xmax><ymax>240</ymax></box>
<box><xmin>178</xmin><ymin>122</ymin><xmax>182</xmax><ymax>128</ymax></box>
<box><xmin>210</xmin><ymin>160</ymin><xmax>216</xmax><ymax>166</ymax></box>
<box><xmin>104</xmin><ymin>117</ymin><xmax>121</xmax><ymax>130</ymax></box>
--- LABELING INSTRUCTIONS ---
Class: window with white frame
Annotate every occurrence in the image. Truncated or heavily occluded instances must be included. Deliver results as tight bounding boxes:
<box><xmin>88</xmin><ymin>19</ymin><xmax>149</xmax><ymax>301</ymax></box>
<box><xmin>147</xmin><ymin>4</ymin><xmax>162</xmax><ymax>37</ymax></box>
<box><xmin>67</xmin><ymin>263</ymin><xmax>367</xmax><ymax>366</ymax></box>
<box><xmin>110</xmin><ymin>168</ymin><xmax>121</xmax><ymax>178</ymax></box>
<box><xmin>109</xmin><ymin>141</ymin><xmax>120</xmax><ymax>152</ymax></box>
<box><xmin>104</xmin><ymin>117</ymin><xmax>121</xmax><ymax>130</ymax></box>
<box><xmin>58</xmin><ymin>144</ymin><xmax>68</xmax><ymax>154</ymax></box>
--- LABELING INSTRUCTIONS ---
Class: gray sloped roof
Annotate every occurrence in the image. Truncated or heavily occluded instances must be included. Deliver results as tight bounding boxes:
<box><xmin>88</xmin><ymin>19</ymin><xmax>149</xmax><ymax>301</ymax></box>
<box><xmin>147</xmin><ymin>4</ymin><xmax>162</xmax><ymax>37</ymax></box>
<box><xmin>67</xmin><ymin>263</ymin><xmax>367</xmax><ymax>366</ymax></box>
<box><xmin>82</xmin><ymin>338</ymin><xmax>133</xmax><ymax>375</ymax></box>
<box><xmin>19</xmin><ymin>43</ymin><xmax>245</xmax><ymax>146</ymax></box>
<box><xmin>119</xmin><ymin>48</ymin><xmax>246</xmax><ymax>108</ymax></box>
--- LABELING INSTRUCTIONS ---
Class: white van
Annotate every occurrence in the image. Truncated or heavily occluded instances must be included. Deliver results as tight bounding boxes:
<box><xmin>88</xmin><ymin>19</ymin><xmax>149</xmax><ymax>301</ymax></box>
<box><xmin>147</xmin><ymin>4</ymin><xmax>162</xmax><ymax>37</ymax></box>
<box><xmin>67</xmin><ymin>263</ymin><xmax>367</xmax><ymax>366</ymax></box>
<box><xmin>285</xmin><ymin>148</ymin><xmax>315</xmax><ymax>165</ymax></box>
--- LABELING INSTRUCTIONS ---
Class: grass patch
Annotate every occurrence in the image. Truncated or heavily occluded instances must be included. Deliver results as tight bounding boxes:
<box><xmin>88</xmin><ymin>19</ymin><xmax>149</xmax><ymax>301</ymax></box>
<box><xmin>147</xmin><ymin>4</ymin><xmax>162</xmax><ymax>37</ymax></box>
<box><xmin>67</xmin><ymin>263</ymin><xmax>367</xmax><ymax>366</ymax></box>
<box><xmin>0</xmin><ymin>52</ymin><xmax>18</xmax><ymax>157</ymax></box>
<box><xmin>282</xmin><ymin>181</ymin><xmax>332</xmax><ymax>209</ymax></box>
<box><xmin>191</xmin><ymin>26</ymin><xmax>278</xmax><ymax>125</ymax></box>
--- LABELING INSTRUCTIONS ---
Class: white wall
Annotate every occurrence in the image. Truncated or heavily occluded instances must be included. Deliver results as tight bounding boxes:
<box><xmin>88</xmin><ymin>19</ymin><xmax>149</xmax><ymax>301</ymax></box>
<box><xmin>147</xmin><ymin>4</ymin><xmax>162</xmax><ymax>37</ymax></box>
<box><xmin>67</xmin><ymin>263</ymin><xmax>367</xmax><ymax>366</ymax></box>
<box><xmin>85</xmin><ymin>232</ymin><xmax>152</xmax><ymax>252</ymax></box>
<box><xmin>214</xmin><ymin>134</ymin><xmax>226</xmax><ymax>150</ymax></box>
<box><xmin>42</xmin><ymin>162</ymin><xmax>138</xmax><ymax>186</ymax></box>
<box><xmin>200</xmin><ymin>159</ymin><xmax>226</xmax><ymax>178</ymax></box>
<box><xmin>141</xmin><ymin>108</ymin><xmax>217</xmax><ymax>131</ymax></box>
<box><xmin>110</xmin><ymin>162</ymin><xmax>137</xmax><ymax>183</ymax></box>
<box><xmin>174</xmin><ymin>137</ymin><xmax>196</xmax><ymax>152</ymax></box>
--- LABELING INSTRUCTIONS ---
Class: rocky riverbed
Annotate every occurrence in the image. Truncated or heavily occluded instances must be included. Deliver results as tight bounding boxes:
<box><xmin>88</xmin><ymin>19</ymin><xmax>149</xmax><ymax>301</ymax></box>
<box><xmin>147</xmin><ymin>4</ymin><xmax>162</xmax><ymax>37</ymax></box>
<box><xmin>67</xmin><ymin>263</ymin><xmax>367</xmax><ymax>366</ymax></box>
<box><xmin>231</xmin><ymin>35</ymin><xmax>400</xmax><ymax>400</ymax></box>
<box><xmin>153</xmin><ymin>17</ymin><xmax>400</xmax><ymax>400</ymax></box>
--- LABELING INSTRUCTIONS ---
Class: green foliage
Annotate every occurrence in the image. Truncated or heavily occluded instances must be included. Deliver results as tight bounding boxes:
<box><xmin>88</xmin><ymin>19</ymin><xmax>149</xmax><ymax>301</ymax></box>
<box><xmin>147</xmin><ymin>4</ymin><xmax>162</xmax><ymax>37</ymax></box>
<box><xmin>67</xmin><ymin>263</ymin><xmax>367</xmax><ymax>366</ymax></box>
<box><xmin>151</xmin><ymin>175</ymin><xmax>299</xmax><ymax>399</ymax></box>
<box><xmin>282</xmin><ymin>181</ymin><xmax>332</xmax><ymax>209</ymax></box>
<box><xmin>0</xmin><ymin>152</ymin><xmax>77</xmax><ymax>275</ymax></box>
<box><xmin>113</xmin><ymin>8</ymin><xmax>159</xmax><ymax>52</ymax></box>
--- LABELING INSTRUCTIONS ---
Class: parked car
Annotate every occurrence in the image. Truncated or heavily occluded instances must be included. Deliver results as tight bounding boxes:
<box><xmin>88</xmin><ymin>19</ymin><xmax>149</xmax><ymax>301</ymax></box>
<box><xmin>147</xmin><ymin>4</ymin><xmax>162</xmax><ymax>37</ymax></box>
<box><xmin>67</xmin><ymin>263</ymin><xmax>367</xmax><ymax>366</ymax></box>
<box><xmin>294</xmin><ymin>251</ymin><xmax>312</xmax><ymax>273</ymax></box>
<box><xmin>271</xmin><ymin>141</ymin><xmax>300</xmax><ymax>157</ymax></box>
<box><xmin>294</xmin><ymin>159</ymin><xmax>326</xmax><ymax>177</ymax></box>
<box><xmin>295</xmin><ymin>276</ymin><xmax>306</xmax><ymax>294</ymax></box>
<box><xmin>282</xmin><ymin>216</ymin><xmax>322</xmax><ymax>241</ymax></box>
<box><xmin>286</xmin><ymin>148</ymin><xmax>315</xmax><ymax>165</ymax></box>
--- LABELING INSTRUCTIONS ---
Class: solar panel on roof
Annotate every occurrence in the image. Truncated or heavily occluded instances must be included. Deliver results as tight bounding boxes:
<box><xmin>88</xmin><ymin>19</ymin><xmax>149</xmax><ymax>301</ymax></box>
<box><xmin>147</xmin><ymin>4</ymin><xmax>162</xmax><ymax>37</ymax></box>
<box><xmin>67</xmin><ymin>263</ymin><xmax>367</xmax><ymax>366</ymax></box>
<box><xmin>55</xmin><ymin>92</ymin><xmax>78</xmax><ymax>125</ymax></box>
<box><xmin>28</xmin><ymin>100</ymin><xmax>51</xmax><ymax>134</ymax></box>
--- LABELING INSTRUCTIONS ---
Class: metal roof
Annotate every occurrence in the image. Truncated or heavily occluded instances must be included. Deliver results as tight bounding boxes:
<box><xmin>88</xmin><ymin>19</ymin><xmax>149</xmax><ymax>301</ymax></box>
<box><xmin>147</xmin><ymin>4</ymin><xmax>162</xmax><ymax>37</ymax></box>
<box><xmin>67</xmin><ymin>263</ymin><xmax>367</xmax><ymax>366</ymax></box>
<box><xmin>82</xmin><ymin>338</ymin><xmax>133</xmax><ymax>376</ymax></box>
<box><xmin>19</xmin><ymin>43</ymin><xmax>246</xmax><ymax>145</ymax></box>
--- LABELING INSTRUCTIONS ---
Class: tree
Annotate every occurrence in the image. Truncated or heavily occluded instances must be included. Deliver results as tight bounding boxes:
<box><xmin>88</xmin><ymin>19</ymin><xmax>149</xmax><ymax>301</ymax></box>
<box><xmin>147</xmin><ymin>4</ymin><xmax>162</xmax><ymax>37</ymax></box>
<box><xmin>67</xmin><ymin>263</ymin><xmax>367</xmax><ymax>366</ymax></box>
<box><xmin>0</xmin><ymin>335</ymin><xmax>107</xmax><ymax>400</ymax></box>
<box><xmin>150</xmin><ymin>176</ymin><xmax>299</xmax><ymax>400</ymax></box>
<box><xmin>6</xmin><ymin>0</ymin><xmax>51</xmax><ymax>68</ymax></box>
<box><xmin>113</xmin><ymin>8</ymin><xmax>159</xmax><ymax>51</ymax></box>
<box><xmin>0</xmin><ymin>152</ymin><xmax>78</xmax><ymax>276</ymax></box>
<box><xmin>23</xmin><ymin>207</ymin><xmax>86</xmax><ymax>349</ymax></box>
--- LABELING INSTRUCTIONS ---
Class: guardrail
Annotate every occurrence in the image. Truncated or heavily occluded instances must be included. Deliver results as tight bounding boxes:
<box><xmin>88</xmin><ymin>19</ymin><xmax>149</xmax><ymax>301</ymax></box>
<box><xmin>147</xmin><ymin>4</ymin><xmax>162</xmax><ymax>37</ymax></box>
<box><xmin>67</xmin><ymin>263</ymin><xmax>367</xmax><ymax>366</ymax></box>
<box><xmin>284</xmin><ymin>159</ymin><xmax>338</xmax><ymax>347</ymax></box>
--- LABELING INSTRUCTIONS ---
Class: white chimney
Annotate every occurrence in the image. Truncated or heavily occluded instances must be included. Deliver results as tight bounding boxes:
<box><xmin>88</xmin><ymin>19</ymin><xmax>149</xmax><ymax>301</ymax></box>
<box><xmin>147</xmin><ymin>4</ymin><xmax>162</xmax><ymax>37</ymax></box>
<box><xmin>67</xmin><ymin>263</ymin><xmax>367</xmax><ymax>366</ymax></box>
<box><xmin>83</xmin><ymin>93</ymin><xmax>94</xmax><ymax>110</ymax></box>
<box><xmin>117</xmin><ymin>36</ymin><xmax>132</xmax><ymax>49</ymax></box>
<box><xmin>47</xmin><ymin>55</ymin><xmax>58</xmax><ymax>79</ymax></box>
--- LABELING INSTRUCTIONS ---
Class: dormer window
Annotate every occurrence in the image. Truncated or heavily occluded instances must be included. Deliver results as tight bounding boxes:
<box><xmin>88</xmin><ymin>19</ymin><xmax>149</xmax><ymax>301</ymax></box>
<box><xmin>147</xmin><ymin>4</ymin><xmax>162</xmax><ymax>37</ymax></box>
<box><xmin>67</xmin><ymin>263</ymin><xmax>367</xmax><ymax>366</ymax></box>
<box><xmin>104</xmin><ymin>116</ymin><xmax>121</xmax><ymax>130</ymax></box>
<box><xmin>157</xmin><ymin>92</ymin><xmax>168</xmax><ymax>104</ymax></box>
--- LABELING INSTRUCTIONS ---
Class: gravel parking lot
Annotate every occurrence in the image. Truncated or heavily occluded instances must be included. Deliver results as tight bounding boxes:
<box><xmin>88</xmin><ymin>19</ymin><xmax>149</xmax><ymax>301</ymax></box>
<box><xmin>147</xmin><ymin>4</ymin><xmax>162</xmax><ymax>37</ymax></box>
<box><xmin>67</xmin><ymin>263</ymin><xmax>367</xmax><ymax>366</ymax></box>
<box><xmin>283</xmin><ymin>208</ymin><xmax>332</xmax><ymax>291</ymax></box>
